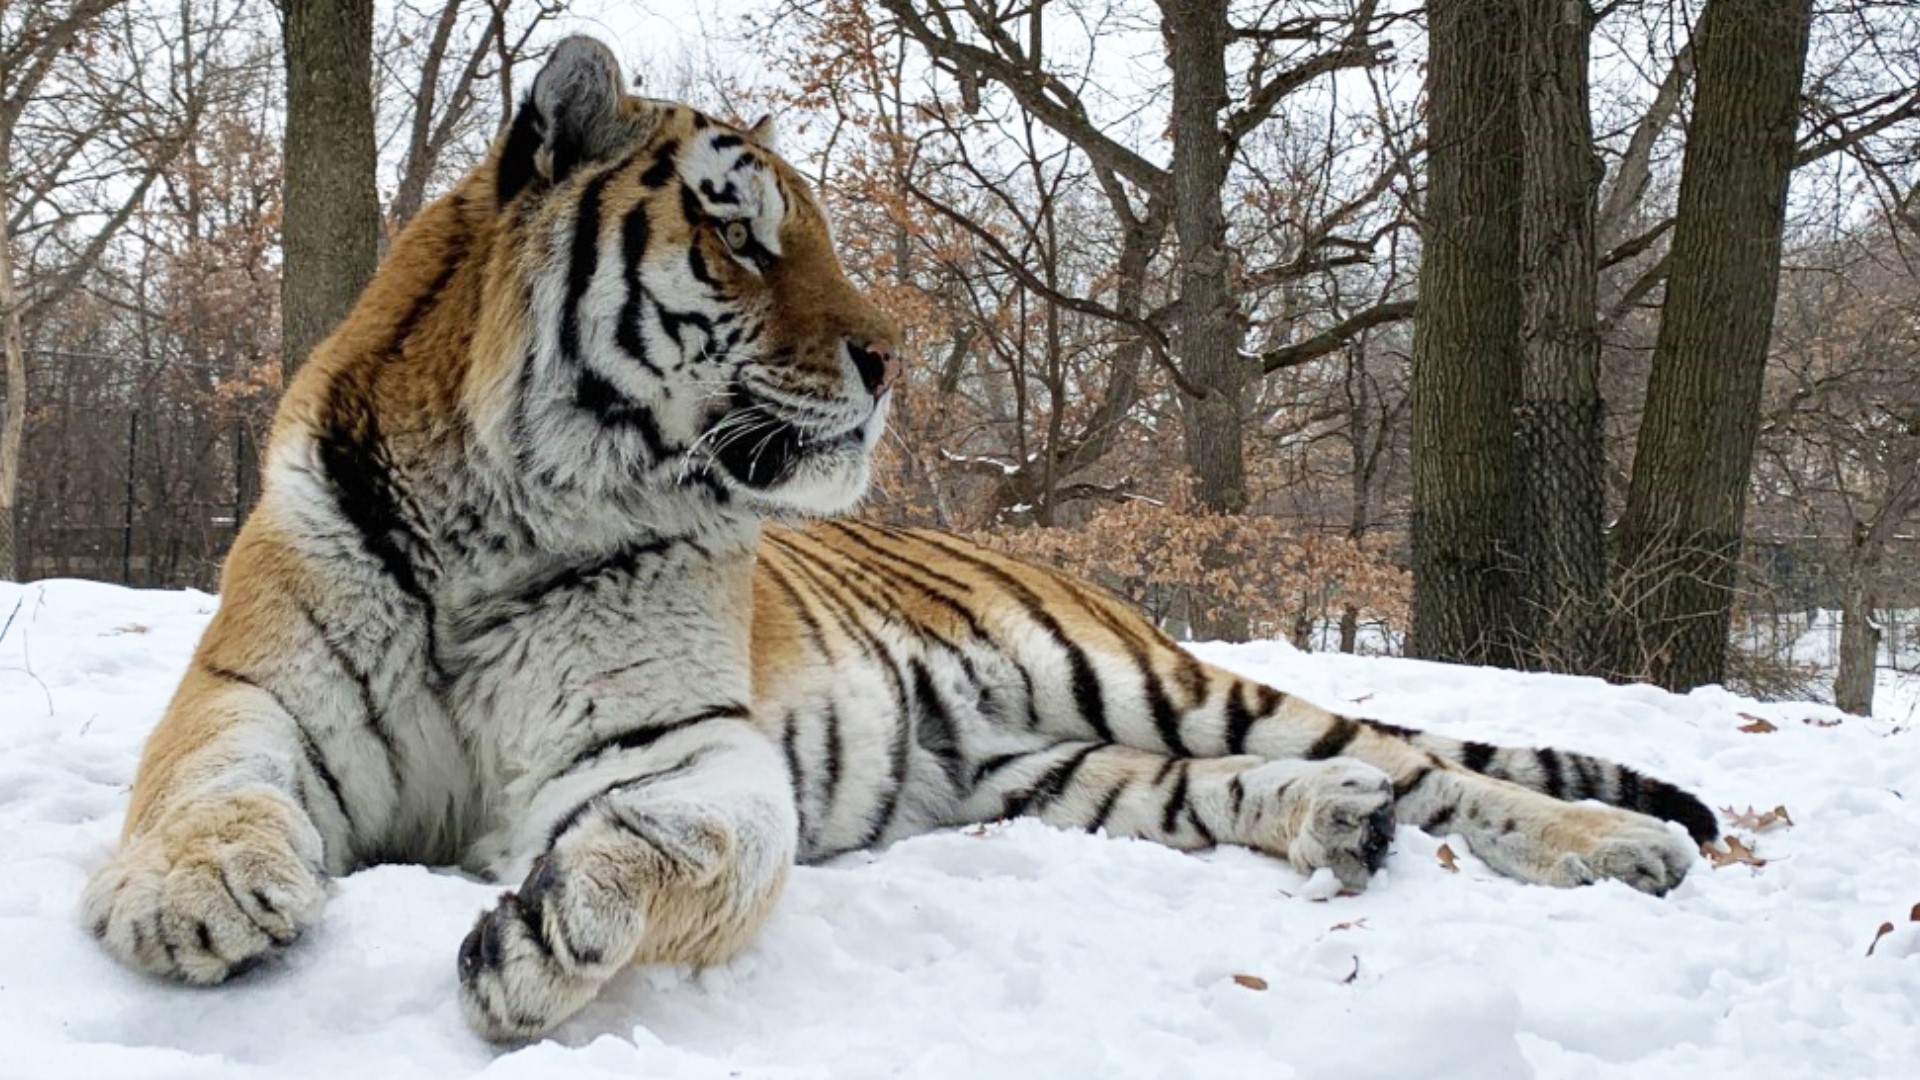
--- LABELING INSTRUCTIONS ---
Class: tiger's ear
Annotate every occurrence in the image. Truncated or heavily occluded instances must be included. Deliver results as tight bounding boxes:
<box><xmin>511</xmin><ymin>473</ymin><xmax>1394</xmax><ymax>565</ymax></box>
<box><xmin>745</xmin><ymin>113</ymin><xmax>777</xmax><ymax>150</ymax></box>
<box><xmin>496</xmin><ymin>36</ymin><xmax>650</xmax><ymax>205</ymax></box>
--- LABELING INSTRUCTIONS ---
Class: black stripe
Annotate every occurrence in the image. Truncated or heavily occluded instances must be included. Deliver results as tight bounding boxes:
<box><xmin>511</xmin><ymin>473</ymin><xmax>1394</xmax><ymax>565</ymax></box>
<box><xmin>293</xmin><ymin>599</ymin><xmax>400</xmax><ymax>770</ymax></box>
<box><xmin>1568</xmin><ymin>753</ymin><xmax>1601</xmax><ymax>801</ymax></box>
<box><xmin>314</xmin><ymin>377</ymin><xmax>435</xmax><ymax>613</ymax></box>
<box><xmin>772</xmin><ymin>532</ymin><xmax>917</xmax><ymax>630</ymax></box>
<box><xmin>757</xmin><ymin>558</ymin><xmax>831</xmax><ymax>659</ymax></box>
<box><xmin>1224</xmin><ymin>682</ymin><xmax>1259</xmax><ymax>755</ymax></box>
<box><xmin>544</xmin><ymin>747</ymin><xmax>716</xmax><ymax>850</ymax></box>
<box><xmin>821</xmin><ymin>700</ymin><xmax>845</xmax><ymax>828</ymax></box>
<box><xmin>640</xmin><ymin>139</ymin><xmax>680</xmax><ymax>187</ymax></box>
<box><xmin>710</xmin><ymin>133</ymin><xmax>745</xmax><ymax>150</ymax></box>
<box><xmin>971</xmin><ymin>750</ymin><xmax>1031</xmax><ymax>788</ymax></box>
<box><xmin>496</xmin><ymin>95</ymin><xmax>543</xmax><ymax>205</ymax></box>
<box><xmin>1393</xmin><ymin>765</ymin><xmax>1434</xmax><ymax>798</ymax></box>
<box><xmin>562</xmin><ymin>704</ymin><xmax>747</xmax><ymax>775</ymax></box>
<box><xmin>1366</xmin><ymin>720</ymin><xmax>1422</xmax><ymax>741</ymax></box>
<box><xmin>613</xmin><ymin>207</ymin><xmax>665</xmax><ymax>378</ymax></box>
<box><xmin>898</xmin><ymin>529</ymin><xmax>1111</xmax><ymax>742</ymax></box>
<box><xmin>1002</xmin><ymin>743</ymin><xmax>1101</xmax><ymax>819</ymax></box>
<box><xmin>779</xmin><ymin>712</ymin><xmax>807</xmax><ymax>831</ymax></box>
<box><xmin>1537</xmin><ymin>748</ymin><xmax>1567</xmax><ymax>798</ymax></box>
<box><xmin>1426</xmin><ymin>804</ymin><xmax>1456</xmax><ymax>831</ymax></box>
<box><xmin>1461</xmin><ymin>741</ymin><xmax>1498</xmax><ymax>773</ymax></box>
<box><xmin>559</xmin><ymin>166</ymin><xmax>619</xmax><ymax>364</ymax></box>
<box><xmin>910</xmin><ymin>659</ymin><xmax>966</xmax><ymax>790</ymax></box>
<box><xmin>1087</xmin><ymin>782</ymin><xmax>1124</xmax><ymax>834</ymax></box>
<box><xmin>573</xmin><ymin>368</ymin><xmax>672</xmax><ymax>459</ymax></box>
<box><xmin>1227</xmin><ymin>774</ymin><xmax>1247</xmax><ymax>818</ymax></box>
<box><xmin>1186</xmin><ymin>805</ymin><xmax>1217</xmax><ymax>847</ymax></box>
<box><xmin>1304</xmin><ymin>716</ymin><xmax>1360</xmax><ymax>760</ymax></box>
<box><xmin>1065</xmin><ymin>581</ymin><xmax>1188</xmax><ymax>756</ymax></box>
<box><xmin>201</xmin><ymin>662</ymin><xmax>355</xmax><ymax>839</ymax></box>
<box><xmin>821</xmin><ymin>524</ymin><xmax>989</xmax><ymax>642</ymax></box>
<box><xmin>1160</xmin><ymin>760</ymin><xmax>1190</xmax><ymax>835</ymax></box>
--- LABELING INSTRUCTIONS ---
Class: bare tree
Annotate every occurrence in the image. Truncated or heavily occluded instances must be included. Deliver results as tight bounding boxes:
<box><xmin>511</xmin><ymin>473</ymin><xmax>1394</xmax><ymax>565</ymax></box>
<box><xmin>1609</xmin><ymin>0</ymin><xmax>1816</xmax><ymax>691</ymax></box>
<box><xmin>1408</xmin><ymin>0</ymin><xmax>1523</xmax><ymax>666</ymax></box>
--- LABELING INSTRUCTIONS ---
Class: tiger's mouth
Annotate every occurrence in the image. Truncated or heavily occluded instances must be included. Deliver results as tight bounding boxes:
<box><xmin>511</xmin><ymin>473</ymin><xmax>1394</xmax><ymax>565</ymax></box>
<box><xmin>708</xmin><ymin>388</ymin><xmax>876</xmax><ymax>491</ymax></box>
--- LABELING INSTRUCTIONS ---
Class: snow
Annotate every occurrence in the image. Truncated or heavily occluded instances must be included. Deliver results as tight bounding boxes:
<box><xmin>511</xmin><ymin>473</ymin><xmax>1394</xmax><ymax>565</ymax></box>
<box><xmin>2</xmin><ymin>579</ymin><xmax>1917</xmax><ymax>1079</ymax></box>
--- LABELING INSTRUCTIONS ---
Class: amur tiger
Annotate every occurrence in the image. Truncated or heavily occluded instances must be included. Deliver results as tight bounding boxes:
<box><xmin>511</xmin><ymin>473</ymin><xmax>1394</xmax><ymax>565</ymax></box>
<box><xmin>81</xmin><ymin>37</ymin><xmax>1717</xmax><ymax>1041</ymax></box>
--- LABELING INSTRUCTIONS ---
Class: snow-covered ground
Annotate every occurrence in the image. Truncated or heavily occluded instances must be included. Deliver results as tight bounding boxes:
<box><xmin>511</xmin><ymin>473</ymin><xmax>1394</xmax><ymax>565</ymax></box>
<box><xmin>2</xmin><ymin>579</ymin><xmax>1916</xmax><ymax>1080</ymax></box>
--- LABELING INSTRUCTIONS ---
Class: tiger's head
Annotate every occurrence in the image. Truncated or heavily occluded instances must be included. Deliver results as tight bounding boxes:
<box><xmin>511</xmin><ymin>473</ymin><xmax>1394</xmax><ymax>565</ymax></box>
<box><xmin>466</xmin><ymin>36</ymin><xmax>899</xmax><ymax>520</ymax></box>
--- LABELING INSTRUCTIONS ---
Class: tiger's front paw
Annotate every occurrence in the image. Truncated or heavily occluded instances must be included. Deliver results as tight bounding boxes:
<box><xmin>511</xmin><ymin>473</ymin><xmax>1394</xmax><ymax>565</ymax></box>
<box><xmin>458</xmin><ymin>852</ymin><xmax>643</xmax><ymax>1041</ymax></box>
<box><xmin>1238</xmin><ymin>758</ymin><xmax>1396</xmax><ymax>892</ymax></box>
<box><xmin>82</xmin><ymin>791</ymin><xmax>328</xmax><ymax>983</ymax></box>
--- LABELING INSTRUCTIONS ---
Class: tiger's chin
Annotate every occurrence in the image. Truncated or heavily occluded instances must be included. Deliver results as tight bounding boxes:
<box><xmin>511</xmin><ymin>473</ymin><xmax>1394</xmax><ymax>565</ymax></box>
<box><xmin>711</xmin><ymin>396</ymin><xmax>888</xmax><ymax>518</ymax></box>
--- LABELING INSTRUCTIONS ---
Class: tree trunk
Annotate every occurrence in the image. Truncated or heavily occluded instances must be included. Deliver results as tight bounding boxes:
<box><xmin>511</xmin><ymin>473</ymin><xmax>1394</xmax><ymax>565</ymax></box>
<box><xmin>281</xmin><ymin>0</ymin><xmax>380</xmax><ymax>376</ymax></box>
<box><xmin>1834</xmin><ymin>567</ymin><xmax>1878</xmax><ymax>717</ymax></box>
<box><xmin>1409</xmin><ymin>0</ymin><xmax>1523</xmax><ymax>666</ymax></box>
<box><xmin>1515</xmin><ymin>0</ymin><xmax>1605</xmax><ymax>673</ymax></box>
<box><xmin>1610</xmin><ymin>0</ymin><xmax>1813</xmax><ymax>691</ymax></box>
<box><xmin>0</xmin><ymin>166</ymin><xmax>25</xmax><ymax>580</ymax></box>
<box><xmin>1163</xmin><ymin>0</ymin><xmax>1248</xmax><ymax>515</ymax></box>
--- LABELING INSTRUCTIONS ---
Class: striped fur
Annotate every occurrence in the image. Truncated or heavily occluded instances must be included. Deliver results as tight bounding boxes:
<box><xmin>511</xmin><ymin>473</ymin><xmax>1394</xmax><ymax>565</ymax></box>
<box><xmin>80</xmin><ymin>36</ymin><xmax>1714</xmax><ymax>1043</ymax></box>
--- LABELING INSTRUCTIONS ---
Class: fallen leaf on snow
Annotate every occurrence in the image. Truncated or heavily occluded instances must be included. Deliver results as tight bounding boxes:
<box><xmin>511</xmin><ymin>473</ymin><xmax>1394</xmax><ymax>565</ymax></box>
<box><xmin>1867</xmin><ymin>922</ymin><xmax>1897</xmax><ymax>957</ymax></box>
<box><xmin>1436</xmin><ymin>843</ymin><xmax>1459</xmax><ymax>872</ymax></box>
<box><xmin>1341</xmin><ymin>956</ymin><xmax>1361</xmax><ymax>985</ymax></box>
<box><xmin>1232</xmin><ymin>974</ymin><xmax>1268</xmax><ymax>991</ymax></box>
<box><xmin>1329</xmin><ymin>918</ymin><xmax>1369</xmax><ymax>933</ymax></box>
<box><xmin>1737</xmin><ymin>714</ymin><xmax>1778</xmax><ymax>734</ymax></box>
<box><xmin>1803</xmin><ymin>716</ymin><xmax>1843</xmax><ymax>728</ymax></box>
<box><xmin>1702</xmin><ymin>835</ymin><xmax>1766</xmax><ymax>869</ymax></box>
<box><xmin>1720</xmin><ymin>804</ymin><xmax>1794</xmax><ymax>832</ymax></box>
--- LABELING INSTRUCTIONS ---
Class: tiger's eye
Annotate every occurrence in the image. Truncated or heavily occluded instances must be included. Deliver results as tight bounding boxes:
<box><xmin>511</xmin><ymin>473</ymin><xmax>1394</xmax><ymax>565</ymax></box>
<box><xmin>722</xmin><ymin>220</ymin><xmax>751</xmax><ymax>251</ymax></box>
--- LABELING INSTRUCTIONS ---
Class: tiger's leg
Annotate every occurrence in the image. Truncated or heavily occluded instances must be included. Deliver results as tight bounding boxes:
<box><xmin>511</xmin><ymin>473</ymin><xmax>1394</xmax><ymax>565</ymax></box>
<box><xmin>966</xmin><ymin>740</ymin><xmax>1396</xmax><ymax>891</ymax></box>
<box><xmin>457</xmin><ymin>717</ymin><xmax>796</xmax><ymax>1041</ymax></box>
<box><xmin>80</xmin><ymin>664</ymin><xmax>338</xmax><ymax>983</ymax></box>
<box><xmin>999</xmin><ymin>594</ymin><xmax>1701</xmax><ymax>893</ymax></box>
<box><xmin>1121</xmin><ymin>669</ymin><xmax>1703</xmax><ymax>894</ymax></box>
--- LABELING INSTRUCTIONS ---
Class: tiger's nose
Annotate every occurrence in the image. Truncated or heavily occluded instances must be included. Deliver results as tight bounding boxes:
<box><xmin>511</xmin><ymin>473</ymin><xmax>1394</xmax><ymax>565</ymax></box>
<box><xmin>848</xmin><ymin>340</ymin><xmax>901</xmax><ymax>397</ymax></box>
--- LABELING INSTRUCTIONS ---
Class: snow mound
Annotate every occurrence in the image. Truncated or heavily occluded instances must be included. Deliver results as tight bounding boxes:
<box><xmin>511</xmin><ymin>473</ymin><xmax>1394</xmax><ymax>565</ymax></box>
<box><xmin>2</xmin><ymin>580</ymin><xmax>1916</xmax><ymax>1079</ymax></box>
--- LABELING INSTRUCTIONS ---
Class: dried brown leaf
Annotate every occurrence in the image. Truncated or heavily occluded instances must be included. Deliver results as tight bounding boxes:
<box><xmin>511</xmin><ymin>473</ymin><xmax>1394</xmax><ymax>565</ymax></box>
<box><xmin>1867</xmin><ymin>922</ymin><xmax>1896</xmax><ymax>956</ymax></box>
<box><xmin>1737</xmin><ymin>714</ymin><xmax>1778</xmax><ymax>734</ymax></box>
<box><xmin>1436</xmin><ymin>843</ymin><xmax>1459</xmax><ymax>872</ymax></box>
<box><xmin>1232</xmin><ymin>973</ymin><xmax>1268</xmax><ymax>991</ymax></box>
<box><xmin>1719</xmin><ymin>804</ymin><xmax>1794</xmax><ymax>832</ymax></box>
<box><xmin>1702</xmin><ymin>835</ymin><xmax>1767</xmax><ymax>869</ymax></box>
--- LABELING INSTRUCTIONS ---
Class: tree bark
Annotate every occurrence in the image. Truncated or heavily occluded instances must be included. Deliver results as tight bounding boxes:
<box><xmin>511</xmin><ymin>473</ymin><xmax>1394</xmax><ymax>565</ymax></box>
<box><xmin>1409</xmin><ymin>0</ymin><xmax>1523</xmax><ymax>666</ymax></box>
<box><xmin>0</xmin><ymin>164</ymin><xmax>25</xmax><ymax>580</ymax></box>
<box><xmin>281</xmin><ymin>0</ymin><xmax>380</xmax><ymax>376</ymax></box>
<box><xmin>1163</xmin><ymin>0</ymin><xmax>1249</xmax><ymax>516</ymax></box>
<box><xmin>1834</xmin><ymin>560</ymin><xmax>1878</xmax><ymax>716</ymax></box>
<box><xmin>1610</xmin><ymin>0</ymin><xmax>1813</xmax><ymax>691</ymax></box>
<box><xmin>1515</xmin><ymin>0</ymin><xmax>1605</xmax><ymax>672</ymax></box>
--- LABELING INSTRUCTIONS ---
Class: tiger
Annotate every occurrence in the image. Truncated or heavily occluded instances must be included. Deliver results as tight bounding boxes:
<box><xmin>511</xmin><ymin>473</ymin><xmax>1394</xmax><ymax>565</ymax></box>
<box><xmin>80</xmin><ymin>36</ymin><xmax>1717</xmax><ymax>1042</ymax></box>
